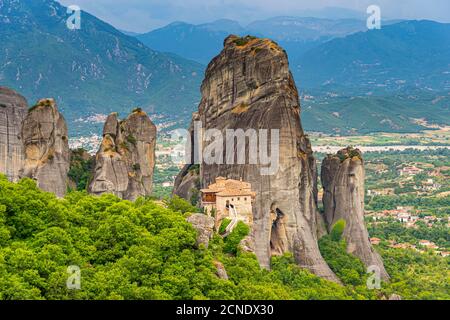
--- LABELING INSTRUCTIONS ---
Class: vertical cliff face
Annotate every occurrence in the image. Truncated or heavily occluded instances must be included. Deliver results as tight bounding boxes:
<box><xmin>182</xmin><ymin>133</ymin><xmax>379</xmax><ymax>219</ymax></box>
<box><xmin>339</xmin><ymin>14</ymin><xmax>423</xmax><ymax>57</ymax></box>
<box><xmin>88</xmin><ymin>113</ymin><xmax>129</xmax><ymax>198</ymax></box>
<box><xmin>20</xmin><ymin>98</ymin><xmax>70</xmax><ymax>197</ymax></box>
<box><xmin>88</xmin><ymin>110</ymin><xmax>156</xmax><ymax>201</ymax></box>
<box><xmin>175</xmin><ymin>35</ymin><xmax>338</xmax><ymax>282</ymax></box>
<box><xmin>122</xmin><ymin>110</ymin><xmax>157</xmax><ymax>200</ymax></box>
<box><xmin>173</xmin><ymin>164</ymin><xmax>201</xmax><ymax>202</ymax></box>
<box><xmin>173</xmin><ymin>113</ymin><xmax>202</xmax><ymax>202</ymax></box>
<box><xmin>0</xmin><ymin>87</ymin><xmax>27</xmax><ymax>182</ymax></box>
<box><xmin>321</xmin><ymin>147</ymin><xmax>389</xmax><ymax>280</ymax></box>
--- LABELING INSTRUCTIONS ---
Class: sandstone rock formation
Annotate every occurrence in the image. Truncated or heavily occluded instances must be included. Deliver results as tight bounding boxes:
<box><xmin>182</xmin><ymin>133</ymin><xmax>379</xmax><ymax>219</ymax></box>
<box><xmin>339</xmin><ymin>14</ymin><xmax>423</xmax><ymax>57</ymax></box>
<box><xmin>321</xmin><ymin>147</ymin><xmax>389</xmax><ymax>280</ymax></box>
<box><xmin>88</xmin><ymin>109</ymin><xmax>156</xmax><ymax>201</ymax></box>
<box><xmin>174</xmin><ymin>35</ymin><xmax>339</xmax><ymax>282</ymax></box>
<box><xmin>20</xmin><ymin>98</ymin><xmax>70</xmax><ymax>197</ymax></box>
<box><xmin>187</xmin><ymin>213</ymin><xmax>215</xmax><ymax>248</ymax></box>
<box><xmin>0</xmin><ymin>87</ymin><xmax>27</xmax><ymax>182</ymax></box>
<box><xmin>173</xmin><ymin>164</ymin><xmax>201</xmax><ymax>202</ymax></box>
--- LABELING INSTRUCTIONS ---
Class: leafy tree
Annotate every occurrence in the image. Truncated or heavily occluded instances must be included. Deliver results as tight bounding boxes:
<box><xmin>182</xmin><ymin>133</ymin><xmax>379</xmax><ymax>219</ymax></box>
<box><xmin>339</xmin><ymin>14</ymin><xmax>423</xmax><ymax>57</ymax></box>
<box><xmin>165</xmin><ymin>196</ymin><xmax>199</xmax><ymax>214</ymax></box>
<box><xmin>219</xmin><ymin>219</ymin><xmax>231</xmax><ymax>235</ymax></box>
<box><xmin>330</xmin><ymin>219</ymin><xmax>346</xmax><ymax>241</ymax></box>
<box><xmin>0</xmin><ymin>175</ymin><xmax>447</xmax><ymax>300</ymax></box>
<box><xmin>319</xmin><ymin>235</ymin><xmax>367</xmax><ymax>286</ymax></box>
<box><xmin>223</xmin><ymin>222</ymin><xmax>249</xmax><ymax>255</ymax></box>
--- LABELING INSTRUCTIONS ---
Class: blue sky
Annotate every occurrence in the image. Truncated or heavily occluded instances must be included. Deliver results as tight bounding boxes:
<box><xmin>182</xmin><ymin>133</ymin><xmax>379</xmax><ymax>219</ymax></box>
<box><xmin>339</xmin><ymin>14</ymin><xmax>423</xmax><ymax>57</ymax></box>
<box><xmin>58</xmin><ymin>0</ymin><xmax>450</xmax><ymax>32</ymax></box>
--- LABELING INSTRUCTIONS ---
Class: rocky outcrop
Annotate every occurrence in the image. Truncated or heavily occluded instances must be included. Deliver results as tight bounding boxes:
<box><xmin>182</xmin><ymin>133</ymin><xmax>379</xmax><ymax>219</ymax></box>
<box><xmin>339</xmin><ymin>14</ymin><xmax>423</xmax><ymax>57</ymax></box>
<box><xmin>0</xmin><ymin>87</ymin><xmax>27</xmax><ymax>182</ymax></box>
<box><xmin>321</xmin><ymin>147</ymin><xmax>389</xmax><ymax>280</ymax></box>
<box><xmin>88</xmin><ymin>113</ymin><xmax>128</xmax><ymax>198</ymax></box>
<box><xmin>175</xmin><ymin>35</ymin><xmax>339</xmax><ymax>282</ymax></box>
<box><xmin>173</xmin><ymin>164</ymin><xmax>201</xmax><ymax>202</ymax></box>
<box><xmin>213</xmin><ymin>261</ymin><xmax>229</xmax><ymax>280</ymax></box>
<box><xmin>187</xmin><ymin>213</ymin><xmax>215</xmax><ymax>248</ymax></box>
<box><xmin>20</xmin><ymin>98</ymin><xmax>70</xmax><ymax>197</ymax></box>
<box><xmin>88</xmin><ymin>109</ymin><xmax>156</xmax><ymax>201</ymax></box>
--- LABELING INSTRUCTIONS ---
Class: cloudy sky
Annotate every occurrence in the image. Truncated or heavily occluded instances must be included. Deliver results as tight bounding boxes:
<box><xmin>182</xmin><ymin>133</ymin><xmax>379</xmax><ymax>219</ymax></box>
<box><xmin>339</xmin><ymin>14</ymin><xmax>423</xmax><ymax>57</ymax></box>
<box><xmin>58</xmin><ymin>0</ymin><xmax>450</xmax><ymax>33</ymax></box>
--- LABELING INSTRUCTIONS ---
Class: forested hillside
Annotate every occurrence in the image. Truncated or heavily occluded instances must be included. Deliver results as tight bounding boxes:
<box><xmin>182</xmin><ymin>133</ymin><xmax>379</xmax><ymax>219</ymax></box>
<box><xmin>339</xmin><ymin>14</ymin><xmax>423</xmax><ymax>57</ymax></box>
<box><xmin>0</xmin><ymin>176</ymin><xmax>447</xmax><ymax>300</ymax></box>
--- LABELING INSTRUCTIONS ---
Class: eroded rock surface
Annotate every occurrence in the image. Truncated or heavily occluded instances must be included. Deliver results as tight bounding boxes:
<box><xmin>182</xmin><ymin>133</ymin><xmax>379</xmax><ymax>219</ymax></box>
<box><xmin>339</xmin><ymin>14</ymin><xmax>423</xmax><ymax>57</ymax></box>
<box><xmin>214</xmin><ymin>261</ymin><xmax>229</xmax><ymax>280</ymax></box>
<box><xmin>321</xmin><ymin>147</ymin><xmax>389</xmax><ymax>280</ymax></box>
<box><xmin>187</xmin><ymin>213</ymin><xmax>215</xmax><ymax>248</ymax></box>
<box><xmin>173</xmin><ymin>164</ymin><xmax>201</xmax><ymax>202</ymax></box>
<box><xmin>88</xmin><ymin>110</ymin><xmax>156</xmax><ymax>200</ymax></box>
<box><xmin>20</xmin><ymin>99</ymin><xmax>70</xmax><ymax>197</ymax></box>
<box><xmin>0</xmin><ymin>87</ymin><xmax>27</xmax><ymax>182</ymax></box>
<box><xmin>175</xmin><ymin>35</ymin><xmax>339</xmax><ymax>282</ymax></box>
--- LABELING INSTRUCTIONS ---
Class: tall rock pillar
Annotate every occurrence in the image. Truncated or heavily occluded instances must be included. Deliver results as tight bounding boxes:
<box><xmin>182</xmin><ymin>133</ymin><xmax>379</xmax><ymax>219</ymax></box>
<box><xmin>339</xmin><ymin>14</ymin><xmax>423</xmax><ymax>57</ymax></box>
<box><xmin>321</xmin><ymin>147</ymin><xmax>389</xmax><ymax>280</ymax></box>
<box><xmin>21</xmin><ymin>98</ymin><xmax>70</xmax><ymax>197</ymax></box>
<box><xmin>88</xmin><ymin>109</ymin><xmax>156</xmax><ymax>201</ymax></box>
<box><xmin>175</xmin><ymin>35</ymin><xmax>339</xmax><ymax>282</ymax></box>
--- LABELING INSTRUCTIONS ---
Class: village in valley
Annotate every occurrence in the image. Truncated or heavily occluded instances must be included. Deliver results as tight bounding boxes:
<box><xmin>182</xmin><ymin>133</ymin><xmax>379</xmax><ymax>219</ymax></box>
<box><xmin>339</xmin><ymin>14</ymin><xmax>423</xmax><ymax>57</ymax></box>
<box><xmin>359</xmin><ymin>149</ymin><xmax>450</xmax><ymax>258</ymax></box>
<box><xmin>148</xmin><ymin>127</ymin><xmax>450</xmax><ymax>259</ymax></box>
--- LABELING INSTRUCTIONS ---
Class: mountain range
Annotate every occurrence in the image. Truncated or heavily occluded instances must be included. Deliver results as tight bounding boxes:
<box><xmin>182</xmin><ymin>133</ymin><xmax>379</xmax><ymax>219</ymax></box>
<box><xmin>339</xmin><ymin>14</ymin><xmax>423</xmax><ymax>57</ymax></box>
<box><xmin>136</xmin><ymin>17</ymin><xmax>369</xmax><ymax>65</ymax></box>
<box><xmin>137</xmin><ymin>18</ymin><xmax>450</xmax><ymax>134</ymax></box>
<box><xmin>296</xmin><ymin>20</ymin><xmax>450</xmax><ymax>91</ymax></box>
<box><xmin>137</xmin><ymin>18</ymin><xmax>449</xmax><ymax>92</ymax></box>
<box><xmin>0</xmin><ymin>0</ymin><xmax>203</xmax><ymax>135</ymax></box>
<box><xmin>0</xmin><ymin>0</ymin><xmax>449</xmax><ymax>136</ymax></box>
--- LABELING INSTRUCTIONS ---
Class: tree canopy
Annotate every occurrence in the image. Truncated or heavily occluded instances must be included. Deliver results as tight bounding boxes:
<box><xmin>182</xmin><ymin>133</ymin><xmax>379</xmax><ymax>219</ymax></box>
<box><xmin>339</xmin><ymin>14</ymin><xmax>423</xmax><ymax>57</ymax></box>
<box><xmin>0</xmin><ymin>175</ymin><xmax>447</xmax><ymax>300</ymax></box>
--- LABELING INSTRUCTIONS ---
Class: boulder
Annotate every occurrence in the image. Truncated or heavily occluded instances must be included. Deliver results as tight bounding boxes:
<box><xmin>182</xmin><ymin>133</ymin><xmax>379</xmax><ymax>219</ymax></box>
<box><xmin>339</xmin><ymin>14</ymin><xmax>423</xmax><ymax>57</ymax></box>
<box><xmin>214</xmin><ymin>261</ymin><xmax>229</xmax><ymax>280</ymax></box>
<box><xmin>187</xmin><ymin>213</ymin><xmax>215</xmax><ymax>248</ymax></box>
<box><xmin>0</xmin><ymin>87</ymin><xmax>27</xmax><ymax>182</ymax></box>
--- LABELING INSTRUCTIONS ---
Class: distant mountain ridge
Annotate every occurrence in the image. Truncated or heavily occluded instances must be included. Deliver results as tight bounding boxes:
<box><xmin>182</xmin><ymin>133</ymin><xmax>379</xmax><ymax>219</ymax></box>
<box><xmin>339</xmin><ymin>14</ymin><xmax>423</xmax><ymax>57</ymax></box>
<box><xmin>136</xmin><ymin>18</ymin><xmax>450</xmax><ymax>133</ymax></box>
<box><xmin>136</xmin><ymin>16</ymin><xmax>368</xmax><ymax>65</ymax></box>
<box><xmin>136</xmin><ymin>20</ymin><xmax>245</xmax><ymax>65</ymax></box>
<box><xmin>1</xmin><ymin>1</ymin><xmax>449</xmax><ymax>136</ymax></box>
<box><xmin>296</xmin><ymin>20</ymin><xmax>450</xmax><ymax>91</ymax></box>
<box><xmin>301</xmin><ymin>90</ymin><xmax>450</xmax><ymax>135</ymax></box>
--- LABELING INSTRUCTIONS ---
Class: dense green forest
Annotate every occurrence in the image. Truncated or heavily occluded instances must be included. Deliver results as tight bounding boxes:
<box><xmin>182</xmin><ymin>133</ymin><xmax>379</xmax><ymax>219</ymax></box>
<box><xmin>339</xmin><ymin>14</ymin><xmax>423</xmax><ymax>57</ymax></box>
<box><xmin>0</xmin><ymin>176</ymin><xmax>448</xmax><ymax>300</ymax></box>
